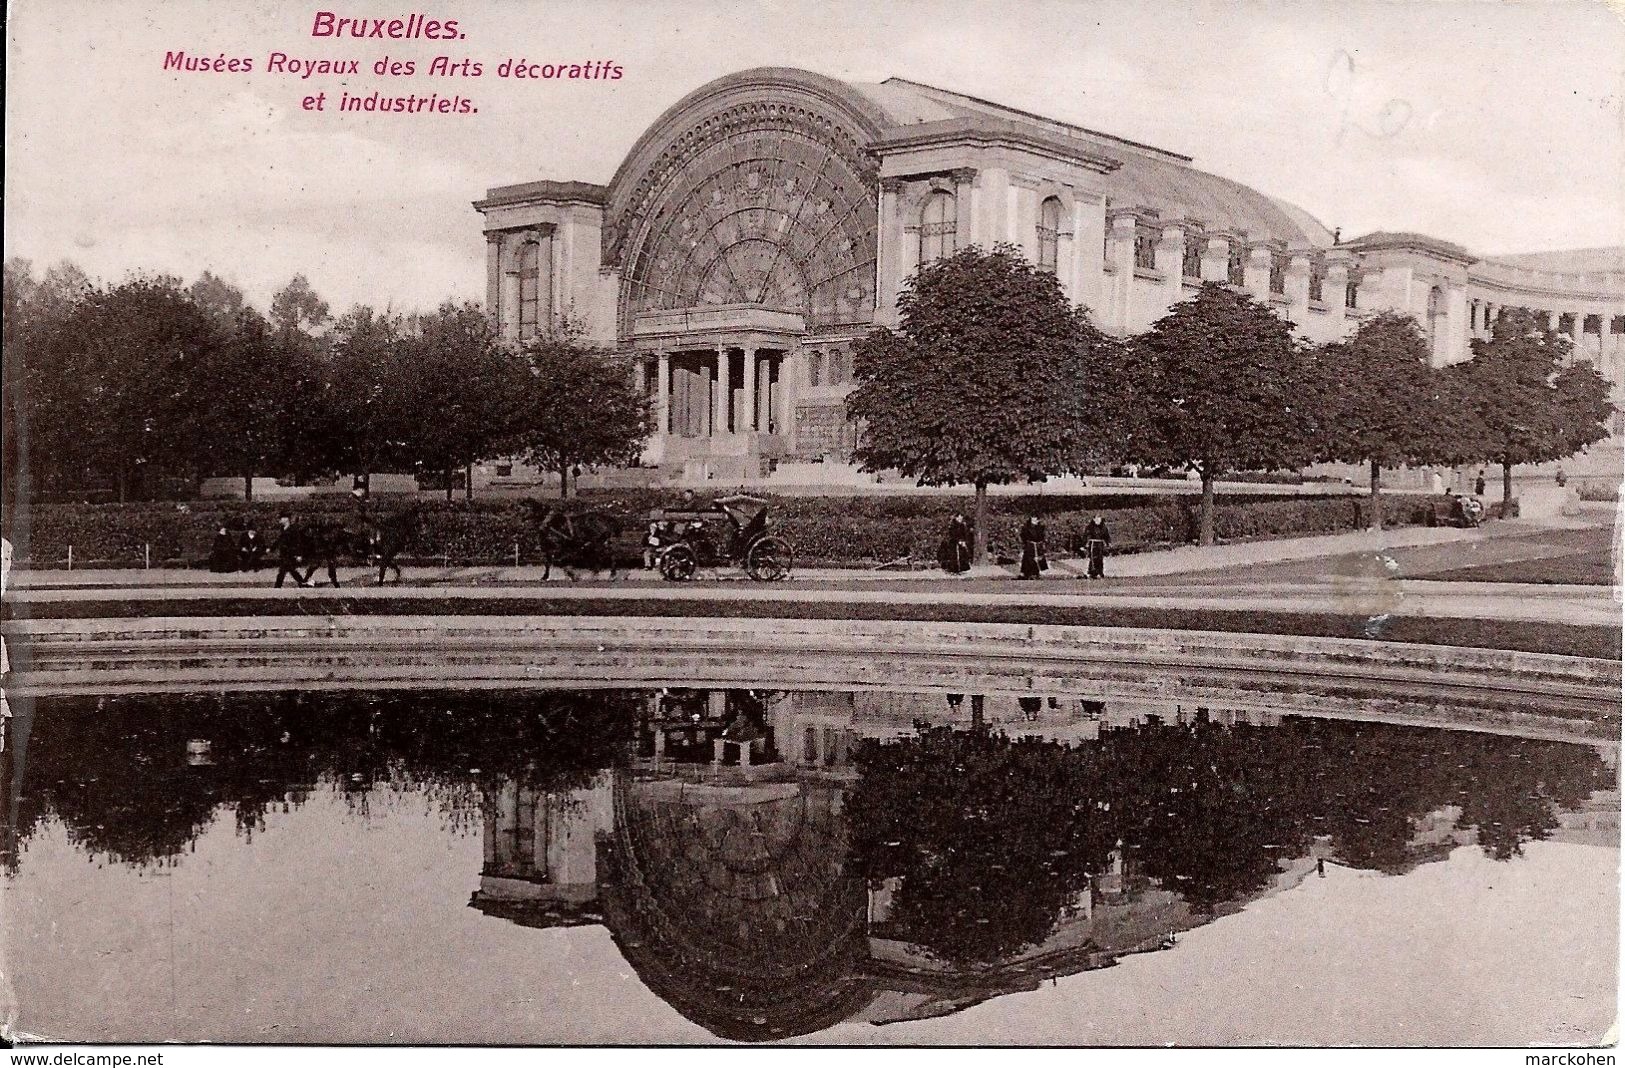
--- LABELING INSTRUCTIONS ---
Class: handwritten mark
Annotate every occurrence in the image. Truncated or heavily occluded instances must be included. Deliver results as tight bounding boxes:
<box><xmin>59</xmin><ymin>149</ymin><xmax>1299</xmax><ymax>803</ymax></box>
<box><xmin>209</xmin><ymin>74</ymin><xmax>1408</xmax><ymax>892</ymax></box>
<box><xmin>1325</xmin><ymin>50</ymin><xmax>1413</xmax><ymax>144</ymax></box>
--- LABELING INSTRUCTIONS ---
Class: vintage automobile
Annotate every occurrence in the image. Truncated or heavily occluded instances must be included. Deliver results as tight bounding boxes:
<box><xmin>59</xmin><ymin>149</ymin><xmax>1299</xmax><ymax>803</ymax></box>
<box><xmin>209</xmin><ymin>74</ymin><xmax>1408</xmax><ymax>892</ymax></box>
<box><xmin>655</xmin><ymin>494</ymin><xmax>794</xmax><ymax>581</ymax></box>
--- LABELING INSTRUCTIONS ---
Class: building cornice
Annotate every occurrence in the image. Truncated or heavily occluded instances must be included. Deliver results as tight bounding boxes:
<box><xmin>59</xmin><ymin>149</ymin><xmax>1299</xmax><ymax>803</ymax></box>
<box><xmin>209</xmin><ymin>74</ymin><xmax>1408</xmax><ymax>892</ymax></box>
<box><xmin>474</xmin><ymin>180</ymin><xmax>609</xmax><ymax>212</ymax></box>
<box><xmin>868</xmin><ymin>117</ymin><xmax>1123</xmax><ymax>175</ymax></box>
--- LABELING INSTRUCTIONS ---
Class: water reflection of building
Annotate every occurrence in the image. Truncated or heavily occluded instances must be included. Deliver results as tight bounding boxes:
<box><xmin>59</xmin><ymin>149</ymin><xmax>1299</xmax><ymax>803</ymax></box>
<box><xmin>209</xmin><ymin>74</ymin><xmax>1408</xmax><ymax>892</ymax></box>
<box><xmin>463</xmin><ymin>688</ymin><xmax>1407</xmax><ymax>1041</ymax></box>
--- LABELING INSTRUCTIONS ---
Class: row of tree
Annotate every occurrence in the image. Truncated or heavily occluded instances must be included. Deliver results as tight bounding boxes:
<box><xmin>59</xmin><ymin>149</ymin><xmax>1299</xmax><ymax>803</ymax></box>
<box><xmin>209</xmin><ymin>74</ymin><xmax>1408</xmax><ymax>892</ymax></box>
<box><xmin>2</xmin><ymin>260</ymin><xmax>650</xmax><ymax>508</ymax></box>
<box><xmin>4</xmin><ymin>248</ymin><xmax>1612</xmax><ymax>549</ymax></box>
<box><xmin>849</xmin><ymin>246</ymin><xmax>1614</xmax><ymax>554</ymax></box>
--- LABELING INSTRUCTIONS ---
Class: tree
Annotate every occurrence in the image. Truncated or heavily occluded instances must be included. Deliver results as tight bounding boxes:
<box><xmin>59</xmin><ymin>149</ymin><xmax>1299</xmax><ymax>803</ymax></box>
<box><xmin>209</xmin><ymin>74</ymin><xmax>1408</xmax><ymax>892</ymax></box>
<box><xmin>5</xmin><ymin>260</ymin><xmax>100</xmax><ymax>510</ymax></box>
<box><xmin>1317</xmin><ymin>312</ymin><xmax>1456</xmax><ymax>529</ymax></box>
<box><xmin>847</xmin><ymin>245</ymin><xmax>1124</xmax><ymax>563</ymax></box>
<box><xmin>310</xmin><ymin>306</ymin><xmax>414</xmax><ymax>491</ymax></box>
<box><xmin>269</xmin><ymin>274</ymin><xmax>331</xmax><ymax>335</ymax></box>
<box><xmin>32</xmin><ymin>275</ymin><xmax>225</xmax><ymax>500</ymax></box>
<box><xmin>202</xmin><ymin>307</ymin><xmax>316</xmax><ymax>500</ymax></box>
<box><xmin>1129</xmin><ymin>284</ymin><xmax>1320</xmax><ymax>545</ymax></box>
<box><xmin>507</xmin><ymin>324</ymin><xmax>652</xmax><ymax>498</ymax></box>
<box><xmin>396</xmin><ymin>302</ymin><xmax>529</xmax><ymax>499</ymax></box>
<box><xmin>187</xmin><ymin>271</ymin><xmax>247</xmax><ymax>323</ymax></box>
<box><xmin>1447</xmin><ymin>308</ymin><xmax>1614</xmax><ymax>508</ymax></box>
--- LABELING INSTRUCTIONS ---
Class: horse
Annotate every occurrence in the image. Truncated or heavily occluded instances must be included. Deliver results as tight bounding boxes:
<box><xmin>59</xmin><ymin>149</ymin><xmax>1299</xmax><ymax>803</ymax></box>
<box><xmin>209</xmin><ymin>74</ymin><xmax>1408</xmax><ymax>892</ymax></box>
<box><xmin>525</xmin><ymin>502</ymin><xmax>622</xmax><ymax>579</ymax></box>
<box><xmin>301</xmin><ymin>504</ymin><xmax>424</xmax><ymax>587</ymax></box>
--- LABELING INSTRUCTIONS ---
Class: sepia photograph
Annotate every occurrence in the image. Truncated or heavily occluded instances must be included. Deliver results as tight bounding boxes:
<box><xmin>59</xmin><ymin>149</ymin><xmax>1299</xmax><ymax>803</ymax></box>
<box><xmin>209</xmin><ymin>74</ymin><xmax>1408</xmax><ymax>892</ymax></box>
<box><xmin>1</xmin><ymin>0</ymin><xmax>1621</xmax><ymax>1053</ymax></box>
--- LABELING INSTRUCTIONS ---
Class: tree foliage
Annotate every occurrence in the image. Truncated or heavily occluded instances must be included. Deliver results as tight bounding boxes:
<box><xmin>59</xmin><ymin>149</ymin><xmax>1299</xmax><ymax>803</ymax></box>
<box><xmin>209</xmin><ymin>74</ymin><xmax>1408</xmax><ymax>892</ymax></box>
<box><xmin>1445</xmin><ymin>307</ymin><xmax>1614</xmax><ymax>505</ymax></box>
<box><xmin>505</xmin><ymin>323</ymin><xmax>653</xmax><ymax>498</ymax></box>
<box><xmin>1128</xmin><ymin>284</ymin><xmax>1320</xmax><ymax>543</ymax></box>
<box><xmin>1315</xmin><ymin>312</ymin><xmax>1461</xmax><ymax>527</ymax></box>
<box><xmin>24</xmin><ymin>274</ymin><xmax>226</xmax><ymax>499</ymax></box>
<box><xmin>848</xmin><ymin>245</ymin><xmax>1124</xmax><ymax>559</ymax></box>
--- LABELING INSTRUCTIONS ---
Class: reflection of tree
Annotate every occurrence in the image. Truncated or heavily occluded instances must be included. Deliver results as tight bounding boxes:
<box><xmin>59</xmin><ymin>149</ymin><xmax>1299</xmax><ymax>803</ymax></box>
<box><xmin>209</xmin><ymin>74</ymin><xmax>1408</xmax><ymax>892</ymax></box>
<box><xmin>13</xmin><ymin>689</ymin><xmax>638</xmax><ymax>869</ymax></box>
<box><xmin>845</xmin><ymin>726</ymin><xmax>1113</xmax><ymax>965</ymax></box>
<box><xmin>847</xmin><ymin>717</ymin><xmax>1609</xmax><ymax>963</ymax></box>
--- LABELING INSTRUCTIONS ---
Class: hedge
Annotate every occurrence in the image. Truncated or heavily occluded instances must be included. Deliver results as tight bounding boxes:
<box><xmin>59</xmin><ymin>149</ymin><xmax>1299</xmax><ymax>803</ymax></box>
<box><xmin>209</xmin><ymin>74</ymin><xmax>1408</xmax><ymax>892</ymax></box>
<box><xmin>9</xmin><ymin>489</ymin><xmax>1469</xmax><ymax>569</ymax></box>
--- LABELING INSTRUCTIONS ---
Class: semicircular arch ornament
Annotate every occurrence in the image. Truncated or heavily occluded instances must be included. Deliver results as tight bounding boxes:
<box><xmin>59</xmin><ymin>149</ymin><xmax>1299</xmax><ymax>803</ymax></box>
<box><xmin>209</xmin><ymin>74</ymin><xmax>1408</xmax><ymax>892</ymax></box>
<box><xmin>615</xmin><ymin>89</ymin><xmax>880</xmax><ymax>335</ymax></box>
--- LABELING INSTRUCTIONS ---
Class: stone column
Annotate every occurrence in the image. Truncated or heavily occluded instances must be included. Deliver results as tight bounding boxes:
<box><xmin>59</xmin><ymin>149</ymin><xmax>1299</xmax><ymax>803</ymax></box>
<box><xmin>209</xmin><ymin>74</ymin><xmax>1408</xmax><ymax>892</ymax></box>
<box><xmin>877</xmin><ymin>177</ymin><xmax>904</xmax><ymax>328</ymax></box>
<box><xmin>1106</xmin><ymin>210</ymin><xmax>1138</xmax><ymax>333</ymax></box>
<box><xmin>715</xmin><ymin>343</ymin><xmax>731</xmax><ymax>435</ymax></box>
<box><xmin>1200</xmin><ymin>234</ymin><xmax>1230</xmax><ymax>283</ymax></box>
<box><xmin>742</xmin><ymin>345</ymin><xmax>758</xmax><ymax>433</ymax></box>
<box><xmin>1444</xmin><ymin>283</ymin><xmax>1469</xmax><ymax>366</ymax></box>
<box><xmin>1244</xmin><ymin>245</ymin><xmax>1272</xmax><ymax>299</ymax></box>
<box><xmin>1154</xmin><ymin>223</ymin><xmax>1185</xmax><ymax>313</ymax></box>
<box><xmin>656</xmin><ymin>351</ymin><xmax>670</xmax><ymax>435</ymax></box>
<box><xmin>777</xmin><ymin>348</ymin><xmax>797</xmax><ymax>445</ymax></box>
<box><xmin>1285</xmin><ymin>247</ymin><xmax>1313</xmax><ymax>329</ymax></box>
<box><xmin>1323</xmin><ymin>251</ymin><xmax>1353</xmax><ymax>334</ymax></box>
<box><xmin>485</xmin><ymin>232</ymin><xmax>504</xmax><ymax>330</ymax></box>
<box><xmin>951</xmin><ymin>167</ymin><xmax>979</xmax><ymax>249</ymax></box>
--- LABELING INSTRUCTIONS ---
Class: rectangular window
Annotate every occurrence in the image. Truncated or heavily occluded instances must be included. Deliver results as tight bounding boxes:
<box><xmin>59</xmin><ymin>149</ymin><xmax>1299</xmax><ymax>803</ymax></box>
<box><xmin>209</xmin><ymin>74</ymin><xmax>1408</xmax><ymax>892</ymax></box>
<box><xmin>1345</xmin><ymin>278</ymin><xmax>1360</xmax><ymax>309</ymax></box>
<box><xmin>1182</xmin><ymin>237</ymin><xmax>1203</xmax><ymax>279</ymax></box>
<box><xmin>1269</xmin><ymin>253</ymin><xmax>1286</xmax><ymax>295</ymax></box>
<box><xmin>807</xmin><ymin>352</ymin><xmax>823</xmax><ymax>388</ymax></box>
<box><xmin>1133</xmin><ymin>228</ymin><xmax>1158</xmax><ymax>271</ymax></box>
<box><xmin>1611</xmin><ymin>316</ymin><xmax>1625</xmax><ymax>335</ymax></box>
<box><xmin>496</xmin><ymin>463</ymin><xmax>513</xmax><ymax>477</ymax></box>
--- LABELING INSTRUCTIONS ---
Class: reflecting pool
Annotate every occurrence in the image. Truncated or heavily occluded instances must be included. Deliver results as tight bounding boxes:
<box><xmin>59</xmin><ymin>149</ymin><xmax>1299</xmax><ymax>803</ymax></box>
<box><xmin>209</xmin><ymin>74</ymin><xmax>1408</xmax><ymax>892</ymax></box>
<box><xmin>1</xmin><ymin>685</ymin><xmax>1616</xmax><ymax>1045</ymax></box>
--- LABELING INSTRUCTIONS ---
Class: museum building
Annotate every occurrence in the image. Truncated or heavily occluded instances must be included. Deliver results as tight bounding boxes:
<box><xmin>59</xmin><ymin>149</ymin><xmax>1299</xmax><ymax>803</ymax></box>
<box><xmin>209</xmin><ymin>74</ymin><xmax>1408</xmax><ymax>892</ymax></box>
<box><xmin>474</xmin><ymin>67</ymin><xmax>1625</xmax><ymax>485</ymax></box>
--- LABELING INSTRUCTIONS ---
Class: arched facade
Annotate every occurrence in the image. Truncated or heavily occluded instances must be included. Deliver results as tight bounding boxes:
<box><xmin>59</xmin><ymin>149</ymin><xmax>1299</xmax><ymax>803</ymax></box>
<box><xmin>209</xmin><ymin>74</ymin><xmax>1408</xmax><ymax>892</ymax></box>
<box><xmin>475</xmin><ymin>68</ymin><xmax>1625</xmax><ymax>485</ymax></box>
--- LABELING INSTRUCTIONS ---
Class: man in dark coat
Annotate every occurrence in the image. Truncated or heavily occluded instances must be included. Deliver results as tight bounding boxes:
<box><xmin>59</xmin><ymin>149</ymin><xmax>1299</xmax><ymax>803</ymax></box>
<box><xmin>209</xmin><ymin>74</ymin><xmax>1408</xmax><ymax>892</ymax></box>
<box><xmin>272</xmin><ymin>512</ymin><xmax>310</xmax><ymax>588</ymax></box>
<box><xmin>1079</xmin><ymin>514</ymin><xmax>1112</xmax><ymax>579</ymax></box>
<box><xmin>938</xmin><ymin>512</ymin><xmax>972</xmax><ymax>574</ymax></box>
<box><xmin>1475</xmin><ymin>469</ymin><xmax>1487</xmax><ymax>497</ymax></box>
<box><xmin>1019</xmin><ymin>515</ymin><xmax>1047</xmax><ymax>579</ymax></box>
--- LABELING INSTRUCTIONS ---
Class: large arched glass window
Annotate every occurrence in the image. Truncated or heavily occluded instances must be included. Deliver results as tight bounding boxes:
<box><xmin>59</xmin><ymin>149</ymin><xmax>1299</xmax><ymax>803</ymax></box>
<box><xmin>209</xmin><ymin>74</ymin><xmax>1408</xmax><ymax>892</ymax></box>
<box><xmin>918</xmin><ymin>191</ymin><xmax>957</xmax><ymax>265</ymax></box>
<box><xmin>518</xmin><ymin>240</ymin><xmax>543</xmax><ymax>340</ymax></box>
<box><xmin>1036</xmin><ymin>197</ymin><xmax>1062</xmax><ymax>273</ymax></box>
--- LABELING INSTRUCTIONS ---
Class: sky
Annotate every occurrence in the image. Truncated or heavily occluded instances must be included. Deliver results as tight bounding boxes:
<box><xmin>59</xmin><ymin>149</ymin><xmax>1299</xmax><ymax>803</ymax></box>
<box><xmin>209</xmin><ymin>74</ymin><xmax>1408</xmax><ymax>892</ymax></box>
<box><xmin>5</xmin><ymin>0</ymin><xmax>1623</xmax><ymax>315</ymax></box>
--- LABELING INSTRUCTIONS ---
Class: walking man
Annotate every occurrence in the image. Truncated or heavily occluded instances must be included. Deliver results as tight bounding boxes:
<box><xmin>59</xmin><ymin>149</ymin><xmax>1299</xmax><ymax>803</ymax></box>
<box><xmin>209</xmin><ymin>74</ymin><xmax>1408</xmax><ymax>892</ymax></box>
<box><xmin>1079</xmin><ymin>514</ymin><xmax>1112</xmax><ymax>580</ymax></box>
<box><xmin>272</xmin><ymin>512</ymin><xmax>309</xmax><ymax>588</ymax></box>
<box><xmin>1019</xmin><ymin>515</ymin><xmax>1047</xmax><ymax>580</ymax></box>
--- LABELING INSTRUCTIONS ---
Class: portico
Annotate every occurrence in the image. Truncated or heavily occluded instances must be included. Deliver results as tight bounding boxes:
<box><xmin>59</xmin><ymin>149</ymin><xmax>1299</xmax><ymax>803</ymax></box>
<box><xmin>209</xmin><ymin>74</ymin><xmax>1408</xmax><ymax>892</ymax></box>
<box><xmin>628</xmin><ymin>305</ymin><xmax>802</xmax><ymax>481</ymax></box>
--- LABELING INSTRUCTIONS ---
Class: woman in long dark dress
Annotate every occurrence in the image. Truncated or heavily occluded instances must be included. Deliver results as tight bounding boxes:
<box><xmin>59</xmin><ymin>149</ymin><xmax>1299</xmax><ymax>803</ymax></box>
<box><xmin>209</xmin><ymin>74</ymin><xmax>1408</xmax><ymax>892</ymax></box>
<box><xmin>1019</xmin><ymin>515</ymin><xmax>1046</xmax><ymax>579</ymax></box>
<box><xmin>208</xmin><ymin>526</ymin><xmax>239</xmax><ymax>573</ymax></box>
<box><xmin>938</xmin><ymin>512</ymin><xmax>972</xmax><ymax>574</ymax></box>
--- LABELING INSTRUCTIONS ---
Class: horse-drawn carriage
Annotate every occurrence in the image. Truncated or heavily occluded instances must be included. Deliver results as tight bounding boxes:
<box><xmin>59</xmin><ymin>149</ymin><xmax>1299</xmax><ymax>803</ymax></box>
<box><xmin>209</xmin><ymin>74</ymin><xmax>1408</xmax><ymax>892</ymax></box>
<box><xmin>653</xmin><ymin>495</ymin><xmax>794</xmax><ymax>582</ymax></box>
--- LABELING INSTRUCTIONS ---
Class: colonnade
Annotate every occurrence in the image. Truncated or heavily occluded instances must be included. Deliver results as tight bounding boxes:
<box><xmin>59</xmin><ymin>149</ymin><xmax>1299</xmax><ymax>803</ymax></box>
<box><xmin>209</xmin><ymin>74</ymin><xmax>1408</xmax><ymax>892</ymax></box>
<box><xmin>633</xmin><ymin>343</ymin><xmax>789</xmax><ymax>439</ymax></box>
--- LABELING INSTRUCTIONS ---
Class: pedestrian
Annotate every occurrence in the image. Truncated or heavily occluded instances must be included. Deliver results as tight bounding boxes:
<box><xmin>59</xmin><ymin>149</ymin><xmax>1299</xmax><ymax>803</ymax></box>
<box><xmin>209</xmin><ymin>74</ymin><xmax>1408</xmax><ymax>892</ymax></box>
<box><xmin>1475</xmin><ymin>468</ymin><xmax>1487</xmax><ymax>497</ymax></box>
<box><xmin>238</xmin><ymin>523</ymin><xmax>266</xmax><ymax>571</ymax></box>
<box><xmin>271</xmin><ymin>512</ymin><xmax>310</xmax><ymax>588</ymax></box>
<box><xmin>1079</xmin><ymin>514</ymin><xmax>1112</xmax><ymax>579</ymax></box>
<box><xmin>1555</xmin><ymin>466</ymin><xmax>1568</xmax><ymax>488</ymax></box>
<box><xmin>643</xmin><ymin>509</ymin><xmax>665</xmax><ymax>570</ymax></box>
<box><xmin>208</xmin><ymin>525</ymin><xmax>239</xmax><ymax>573</ymax></box>
<box><xmin>1019</xmin><ymin>514</ymin><xmax>1047</xmax><ymax>579</ymax></box>
<box><xmin>938</xmin><ymin>511</ymin><xmax>972</xmax><ymax>574</ymax></box>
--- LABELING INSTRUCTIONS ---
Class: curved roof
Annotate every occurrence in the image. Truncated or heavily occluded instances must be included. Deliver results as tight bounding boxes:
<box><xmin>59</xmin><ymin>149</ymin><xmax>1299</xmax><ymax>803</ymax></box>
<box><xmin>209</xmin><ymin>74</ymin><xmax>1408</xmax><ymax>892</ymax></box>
<box><xmin>603</xmin><ymin>68</ymin><xmax>1336</xmax><ymax>268</ymax></box>
<box><xmin>852</xmin><ymin>75</ymin><xmax>1335</xmax><ymax>248</ymax></box>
